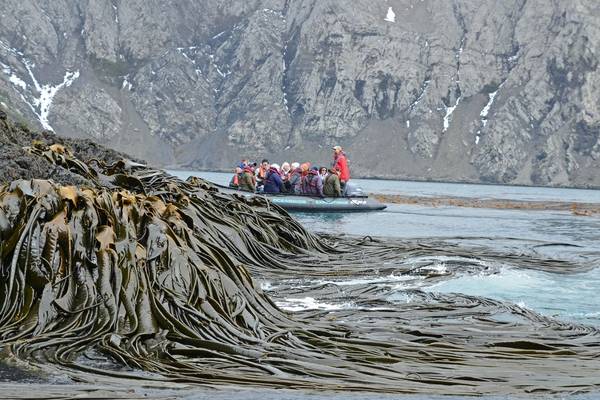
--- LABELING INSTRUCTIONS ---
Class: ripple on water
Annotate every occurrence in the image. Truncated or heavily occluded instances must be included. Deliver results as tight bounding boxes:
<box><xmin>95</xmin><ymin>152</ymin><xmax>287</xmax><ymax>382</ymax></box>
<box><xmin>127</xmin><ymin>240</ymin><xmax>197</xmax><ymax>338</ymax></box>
<box><xmin>427</xmin><ymin>267</ymin><xmax>600</xmax><ymax>325</ymax></box>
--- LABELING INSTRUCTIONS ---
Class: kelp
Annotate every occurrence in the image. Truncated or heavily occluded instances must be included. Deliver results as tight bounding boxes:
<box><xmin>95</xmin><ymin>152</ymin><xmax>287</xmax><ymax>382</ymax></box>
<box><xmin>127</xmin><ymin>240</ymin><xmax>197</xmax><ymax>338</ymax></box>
<box><xmin>1</xmin><ymin>143</ymin><xmax>600</xmax><ymax>395</ymax></box>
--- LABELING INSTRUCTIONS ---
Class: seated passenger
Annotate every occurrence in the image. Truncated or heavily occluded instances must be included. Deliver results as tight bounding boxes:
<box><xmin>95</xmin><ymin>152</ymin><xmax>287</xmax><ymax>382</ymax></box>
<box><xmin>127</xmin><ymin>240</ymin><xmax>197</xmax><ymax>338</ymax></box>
<box><xmin>256</xmin><ymin>159</ymin><xmax>269</xmax><ymax>187</ymax></box>
<box><xmin>300</xmin><ymin>162</ymin><xmax>311</xmax><ymax>177</ymax></box>
<box><xmin>229</xmin><ymin>166</ymin><xmax>242</xmax><ymax>188</ymax></box>
<box><xmin>263</xmin><ymin>166</ymin><xmax>284</xmax><ymax>194</ymax></box>
<box><xmin>319</xmin><ymin>167</ymin><xmax>328</xmax><ymax>179</ymax></box>
<box><xmin>238</xmin><ymin>166</ymin><xmax>256</xmax><ymax>192</ymax></box>
<box><xmin>301</xmin><ymin>167</ymin><xmax>324</xmax><ymax>197</ymax></box>
<box><xmin>287</xmin><ymin>164</ymin><xmax>304</xmax><ymax>194</ymax></box>
<box><xmin>281</xmin><ymin>162</ymin><xmax>291</xmax><ymax>179</ymax></box>
<box><xmin>323</xmin><ymin>167</ymin><xmax>342</xmax><ymax>197</ymax></box>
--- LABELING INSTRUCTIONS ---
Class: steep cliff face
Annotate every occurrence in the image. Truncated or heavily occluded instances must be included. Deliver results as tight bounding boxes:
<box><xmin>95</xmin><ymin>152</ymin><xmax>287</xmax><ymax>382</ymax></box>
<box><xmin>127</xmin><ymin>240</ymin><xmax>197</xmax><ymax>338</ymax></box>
<box><xmin>1</xmin><ymin>0</ymin><xmax>599</xmax><ymax>186</ymax></box>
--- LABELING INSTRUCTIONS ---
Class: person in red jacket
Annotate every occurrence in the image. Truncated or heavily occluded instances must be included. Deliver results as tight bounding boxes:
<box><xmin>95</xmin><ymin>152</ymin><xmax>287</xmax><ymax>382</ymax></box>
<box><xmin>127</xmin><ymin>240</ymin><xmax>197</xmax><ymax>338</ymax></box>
<box><xmin>332</xmin><ymin>145</ymin><xmax>350</xmax><ymax>184</ymax></box>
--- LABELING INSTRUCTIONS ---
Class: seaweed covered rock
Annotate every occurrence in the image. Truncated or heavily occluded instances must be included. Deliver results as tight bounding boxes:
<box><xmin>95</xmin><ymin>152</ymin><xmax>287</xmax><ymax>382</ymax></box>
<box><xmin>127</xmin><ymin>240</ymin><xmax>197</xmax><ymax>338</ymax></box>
<box><xmin>0</xmin><ymin>114</ymin><xmax>137</xmax><ymax>185</ymax></box>
<box><xmin>2</xmin><ymin>143</ymin><xmax>600</xmax><ymax>395</ymax></box>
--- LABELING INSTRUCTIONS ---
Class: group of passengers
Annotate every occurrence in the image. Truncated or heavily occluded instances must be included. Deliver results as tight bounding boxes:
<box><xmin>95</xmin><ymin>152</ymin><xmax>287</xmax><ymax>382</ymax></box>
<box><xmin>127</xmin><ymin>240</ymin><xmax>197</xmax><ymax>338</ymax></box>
<box><xmin>229</xmin><ymin>145</ymin><xmax>351</xmax><ymax>197</ymax></box>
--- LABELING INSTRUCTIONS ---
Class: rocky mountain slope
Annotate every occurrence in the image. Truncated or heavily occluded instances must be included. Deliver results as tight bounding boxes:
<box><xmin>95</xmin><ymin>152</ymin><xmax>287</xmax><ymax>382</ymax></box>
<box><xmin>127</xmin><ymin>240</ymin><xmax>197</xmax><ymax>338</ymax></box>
<box><xmin>0</xmin><ymin>0</ymin><xmax>599</xmax><ymax>186</ymax></box>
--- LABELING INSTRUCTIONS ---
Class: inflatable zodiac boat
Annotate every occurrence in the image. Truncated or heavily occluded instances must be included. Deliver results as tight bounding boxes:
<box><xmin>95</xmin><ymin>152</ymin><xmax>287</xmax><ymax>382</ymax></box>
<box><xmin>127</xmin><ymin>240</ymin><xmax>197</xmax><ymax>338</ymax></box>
<box><xmin>218</xmin><ymin>182</ymin><xmax>387</xmax><ymax>212</ymax></box>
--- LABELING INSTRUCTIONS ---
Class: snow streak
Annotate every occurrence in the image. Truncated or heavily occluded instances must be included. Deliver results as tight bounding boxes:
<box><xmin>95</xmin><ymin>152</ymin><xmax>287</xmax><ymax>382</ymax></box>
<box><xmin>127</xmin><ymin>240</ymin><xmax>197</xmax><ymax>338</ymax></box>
<box><xmin>24</xmin><ymin>60</ymin><xmax>80</xmax><ymax>131</ymax></box>
<box><xmin>443</xmin><ymin>96</ymin><xmax>461</xmax><ymax>133</ymax></box>
<box><xmin>385</xmin><ymin>7</ymin><xmax>396</xmax><ymax>23</ymax></box>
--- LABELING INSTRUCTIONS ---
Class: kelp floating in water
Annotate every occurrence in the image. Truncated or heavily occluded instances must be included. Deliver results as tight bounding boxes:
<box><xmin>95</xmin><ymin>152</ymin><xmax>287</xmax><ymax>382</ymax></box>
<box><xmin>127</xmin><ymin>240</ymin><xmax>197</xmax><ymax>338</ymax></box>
<box><xmin>1</xmin><ymin>143</ymin><xmax>600</xmax><ymax>395</ymax></box>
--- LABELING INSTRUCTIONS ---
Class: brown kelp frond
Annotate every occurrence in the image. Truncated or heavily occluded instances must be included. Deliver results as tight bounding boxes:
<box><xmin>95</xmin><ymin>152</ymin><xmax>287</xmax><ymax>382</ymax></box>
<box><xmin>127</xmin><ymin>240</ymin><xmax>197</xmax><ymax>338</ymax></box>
<box><xmin>0</xmin><ymin>142</ymin><xmax>598</xmax><ymax>395</ymax></box>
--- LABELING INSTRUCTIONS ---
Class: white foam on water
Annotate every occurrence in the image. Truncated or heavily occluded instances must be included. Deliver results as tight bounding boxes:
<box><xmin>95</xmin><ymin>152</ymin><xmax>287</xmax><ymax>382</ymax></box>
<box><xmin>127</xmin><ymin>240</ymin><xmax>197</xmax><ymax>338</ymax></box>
<box><xmin>277</xmin><ymin>297</ymin><xmax>353</xmax><ymax>312</ymax></box>
<box><xmin>389</xmin><ymin>292</ymin><xmax>417</xmax><ymax>304</ymax></box>
<box><xmin>322</xmin><ymin>273</ymin><xmax>416</xmax><ymax>287</ymax></box>
<box><xmin>428</xmin><ymin>263</ymin><xmax>448</xmax><ymax>273</ymax></box>
<box><xmin>571</xmin><ymin>311</ymin><xmax>600</xmax><ymax>320</ymax></box>
<box><xmin>516</xmin><ymin>300</ymin><xmax>530</xmax><ymax>310</ymax></box>
<box><xmin>260</xmin><ymin>281</ymin><xmax>273</xmax><ymax>291</ymax></box>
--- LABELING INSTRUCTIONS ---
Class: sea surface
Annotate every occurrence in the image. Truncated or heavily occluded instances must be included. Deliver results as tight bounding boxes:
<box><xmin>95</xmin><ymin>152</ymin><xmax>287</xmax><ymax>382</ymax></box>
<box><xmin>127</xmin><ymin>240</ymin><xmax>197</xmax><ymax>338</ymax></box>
<box><xmin>11</xmin><ymin>170</ymin><xmax>595</xmax><ymax>399</ymax></box>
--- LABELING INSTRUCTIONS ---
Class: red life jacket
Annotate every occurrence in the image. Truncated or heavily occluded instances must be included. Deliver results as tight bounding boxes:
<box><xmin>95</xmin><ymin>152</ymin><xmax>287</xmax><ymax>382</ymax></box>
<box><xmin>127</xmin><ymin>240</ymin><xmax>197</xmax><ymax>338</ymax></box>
<box><xmin>334</xmin><ymin>153</ymin><xmax>350</xmax><ymax>182</ymax></box>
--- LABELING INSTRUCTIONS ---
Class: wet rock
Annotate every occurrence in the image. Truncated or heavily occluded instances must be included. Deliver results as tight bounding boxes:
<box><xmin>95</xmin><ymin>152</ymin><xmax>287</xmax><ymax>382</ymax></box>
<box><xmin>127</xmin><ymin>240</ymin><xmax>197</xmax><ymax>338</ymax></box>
<box><xmin>0</xmin><ymin>113</ymin><xmax>137</xmax><ymax>186</ymax></box>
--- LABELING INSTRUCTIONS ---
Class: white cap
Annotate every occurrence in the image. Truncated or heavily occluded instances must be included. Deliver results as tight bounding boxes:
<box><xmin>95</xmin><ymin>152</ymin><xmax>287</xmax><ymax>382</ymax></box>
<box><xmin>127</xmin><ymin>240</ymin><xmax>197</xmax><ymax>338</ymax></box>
<box><xmin>291</xmin><ymin>162</ymin><xmax>300</xmax><ymax>169</ymax></box>
<box><xmin>271</xmin><ymin>163</ymin><xmax>281</xmax><ymax>170</ymax></box>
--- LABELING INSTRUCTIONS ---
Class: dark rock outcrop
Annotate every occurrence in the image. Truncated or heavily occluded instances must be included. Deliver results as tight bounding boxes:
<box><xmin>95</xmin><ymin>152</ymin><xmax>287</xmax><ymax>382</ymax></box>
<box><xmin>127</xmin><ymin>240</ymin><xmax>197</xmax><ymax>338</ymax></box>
<box><xmin>0</xmin><ymin>113</ymin><xmax>135</xmax><ymax>185</ymax></box>
<box><xmin>0</xmin><ymin>0</ymin><xmax>599</xmax><ymax>187</ymax></box>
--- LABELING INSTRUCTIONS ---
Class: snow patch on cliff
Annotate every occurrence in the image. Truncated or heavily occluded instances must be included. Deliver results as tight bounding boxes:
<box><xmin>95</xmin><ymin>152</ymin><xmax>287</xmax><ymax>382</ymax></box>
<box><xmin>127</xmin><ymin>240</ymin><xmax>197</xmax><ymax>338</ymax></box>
<box><xmin>480</xmin><ymin>82</ymin><xmax>504</xmax><ymax>127</ymax></box>
<box><xmin>442</xmin><ymin>96</ymin><xmax>461</xmax><ymax>132</ymax></box>
<box><xmin>9</xmin><ymin>73</ymin><xmax>27</xmax><ymax>90</ymax></box>
<box><xmin>121</xmin><ymin>75</ymin><xmax>132</xmax><ymax>91</ymax></box>
<box><xmin>208</xmin><ymin>53</ymin><xmax>231</xmax><ymax>77</ymax></box>
<box><xmin>384</xmin><ymin>7</ymin><xmax>396</xmax><ymax>23</ymax></box>
<box><xmin>176</xmin><ymin>47</ymin><xmax>197</xmax><ymax>65</ymax></box>
<box><xmin>112</xmin><ymin>2</ymin><xmax>118</xmax><ymax>24</ymax></box>
<box><xmin>409</xmin><ymin>79</ymin><xmax>430</xmax><ymax>111</ymax></box>
<box><xmin>24</xmin><ymin>60</ymin><xmax>80</xmax><ymax>131</ymax></box>
<box><xmin>1</xmin><ymin>62</ymin><xmax>28</xmax><ymax>92</ymax></box>
<box><xmin>0</xmin><ymin>39</ymin><xmax>24</xmax><ymax>56</ymax></box>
